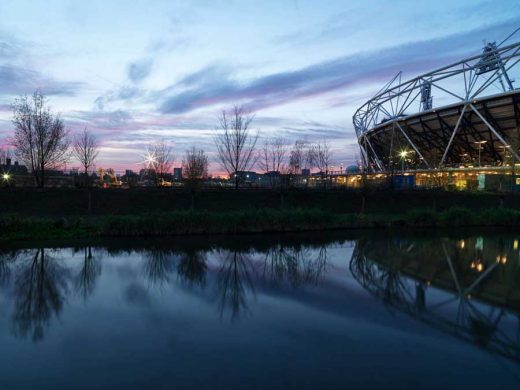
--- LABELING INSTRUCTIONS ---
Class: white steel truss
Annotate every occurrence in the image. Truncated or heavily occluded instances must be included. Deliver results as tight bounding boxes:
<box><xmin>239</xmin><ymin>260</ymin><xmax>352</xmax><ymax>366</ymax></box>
<box><xmin>353</xmin><ymin>29</ymin><xmax>520</xmax><ymax>172</ymax></box>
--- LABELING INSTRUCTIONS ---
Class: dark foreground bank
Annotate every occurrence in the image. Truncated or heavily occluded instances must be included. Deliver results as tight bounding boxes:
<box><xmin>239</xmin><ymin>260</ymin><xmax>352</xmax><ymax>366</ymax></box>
<box><xmin>0</xmin><ymin>187</ymin><xmax>518</xmax><ymax>216</ymax></box>
<box><xmin>2</xmin><ymin>206</ymin><xmax>520</xmax><ymax>240</ymax></box>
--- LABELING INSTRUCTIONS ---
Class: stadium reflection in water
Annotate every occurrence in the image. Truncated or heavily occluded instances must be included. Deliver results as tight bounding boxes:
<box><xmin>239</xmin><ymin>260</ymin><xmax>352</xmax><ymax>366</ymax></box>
<box><xmin>1</xmin><ymin>234</ymin><xmax>520</xmax><ymax>388</ymax></box>
<box><xmin>351</xmin><ymin>235</ymin><xmax>520</xmax><ymax>362</ymax></box>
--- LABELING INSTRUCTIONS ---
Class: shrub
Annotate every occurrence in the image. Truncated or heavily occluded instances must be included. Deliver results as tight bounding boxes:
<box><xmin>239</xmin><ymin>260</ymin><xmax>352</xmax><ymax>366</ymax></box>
<box><xmin>439</xmin><ymin>207</ymin><xmax>476</xmax><ymax>227</ymax></box>
<box><xmin>405</xmin><ymin>209</ymin><xmax>439</xmax><ymax>227</ymax></box>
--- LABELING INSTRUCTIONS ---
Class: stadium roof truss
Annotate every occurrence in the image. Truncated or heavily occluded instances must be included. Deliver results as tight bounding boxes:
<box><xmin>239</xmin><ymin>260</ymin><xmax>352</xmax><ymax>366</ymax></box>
<box><xmin>353</xmin><ymin>32</ymin><xmax>520</xmax><ymax>172</ymax></box>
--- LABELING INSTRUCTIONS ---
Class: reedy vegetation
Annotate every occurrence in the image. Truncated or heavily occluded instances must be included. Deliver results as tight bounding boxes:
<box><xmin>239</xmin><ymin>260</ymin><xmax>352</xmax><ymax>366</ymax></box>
<box><xmin>2</xmin><ymin>207</ymin><xmax>520</xmax><ymax>241</ymax></box>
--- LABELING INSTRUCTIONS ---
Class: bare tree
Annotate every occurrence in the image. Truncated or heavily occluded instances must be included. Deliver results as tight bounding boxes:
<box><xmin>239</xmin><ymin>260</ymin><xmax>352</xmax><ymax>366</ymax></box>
<box><xmin>215</xmin><ymin>106</ymin><xmax>258</xmax><ymax>189</ymax></box>
<box><xmin>146</xmin><ymin>141</ymin><xmax>173</xmax><ymax>186</ymax></box>
<box><xmin>258</xmin><ymin>137</ymin><xmax>287</xmax><ymax>173</ymax></box>
<box><xmin>182</xmin><ymin>147</ymin><xmax>209</xmax><ymax>209</ymax></box>
<box><xmin>258</xmin><ymin>137</ymin><xmax>288</xmax><ymax>188</ymax></box>
<box><xmin>182</xmin><ymin>147</ymin><xmax>208</xmax><ymax>184</ymax></box>
<box><xmin>72</xmin><ymin>128</ymin><xmax>99</xmax><ymax>186</ymax></box>
<box><xmin>12</xmin><ymin>91</ymin><xmax>69</xmax><ymax>188</ymax></box>
<box><xmin>288</xmin><ymin>139</ymin><xmax>314</xmax><ymax>175</ymax></box>
<box><xmin>310</xmin><ymin>141</ymin><xmax>333</xmax><ymax>185</ymax></box>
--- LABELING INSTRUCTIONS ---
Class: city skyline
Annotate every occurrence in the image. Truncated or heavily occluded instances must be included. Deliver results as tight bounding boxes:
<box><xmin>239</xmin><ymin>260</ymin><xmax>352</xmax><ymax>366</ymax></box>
<box><xmin>1</xmin><ymin>0</ymin><xmax>519</xmax><ymax>173</ymax></box>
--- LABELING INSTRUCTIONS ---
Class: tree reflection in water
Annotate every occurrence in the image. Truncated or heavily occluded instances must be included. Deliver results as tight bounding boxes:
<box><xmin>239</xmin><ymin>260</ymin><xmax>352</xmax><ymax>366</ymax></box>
<box><xmin>0</xmin><ymin>250</ymin><xmax>18</xmax><ymax>287</ymax></box>
<box><xmin>262</xmin><ymin>245</ymin><xmax>327</xmax><ymax>286</ymax></box>
<box><xmin>350</xmin><ymin>236</ymin><xmax>520</xmax><ymax>362</ymax></box>
<box><xmin>75</xmin><ymin>247</ymin><xmax>101</xmax><ymax>302</ymax></box>
<box><xmin>217</xmin><ymin>245</ymin><xmax>328</xmax><ymax>321</ymax></box>
<box><xmin>12</xmin><ymin>248</ymin><xmax>69</xmax><ymax>342</ymax></box>
<box><xmin>143</xmin><ymin>249</ymin><xmax>175</xmax><ymax>287</ymax></box>
<box><xmin>177</xmin><ymin>250</ymin><xmax>207</xmax><ymax>288</ymax></box>
<box><xmin>1</xmin><ymin>242</ymin><xmax>330</xmax><ymax>333</ymax></box>
<box><xmin>217</xmin><ymin>251</ymin><xmax>256</xmax><ymax>321</ymax></box>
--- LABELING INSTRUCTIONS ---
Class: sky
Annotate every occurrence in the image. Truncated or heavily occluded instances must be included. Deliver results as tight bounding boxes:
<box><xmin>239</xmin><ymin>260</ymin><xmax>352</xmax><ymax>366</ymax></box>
<box><xmin>1</xmin><ymin>0</ymin><xmax>519</xmax><ymax>173</ymax></box>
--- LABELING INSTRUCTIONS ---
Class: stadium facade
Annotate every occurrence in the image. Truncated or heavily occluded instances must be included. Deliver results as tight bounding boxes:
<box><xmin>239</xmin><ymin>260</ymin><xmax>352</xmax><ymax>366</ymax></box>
<box><xmin>353</xmin><ymin>30</ymin><xmax>520</xmax><ymax>175</ymax></box>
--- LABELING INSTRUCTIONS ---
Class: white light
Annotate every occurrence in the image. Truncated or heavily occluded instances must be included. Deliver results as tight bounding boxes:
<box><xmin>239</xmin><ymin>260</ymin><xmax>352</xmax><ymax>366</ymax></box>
<box><xmin>141</xmin><ymin>148</ymin><xmax>157</xmax><ymax>169</ymax></box>
<box><xmin>2</xmin><ymin>173</ymin><xmax>10</xmax><ymax>181</ymax></box>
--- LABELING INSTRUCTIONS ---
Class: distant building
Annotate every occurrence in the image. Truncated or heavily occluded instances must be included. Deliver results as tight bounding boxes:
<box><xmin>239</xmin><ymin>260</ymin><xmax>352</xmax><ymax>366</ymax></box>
<box><xmin>0</xmin><ymin>159</ymin><xmax>28</xmax><ymax>175</ymax></box>
<box><xmin>173</xmin><ymin>167</ymin><xmax>182</xmax><ymax>181</ymax></box>
<box><xmin>301</xmin><ymin>168</ymin><xmax>310</xmax><ymax>177</ymax></box>
<box><xmin>258</xmin><ymin>171</ymin><xmax>282</xmax><ymax>187</ymax></box>
<box><xmin>46</xmin><ymin>169</ymin><xmax>65</xmax><ymax>176</ymax></box>
<box><xmin>139</xmin><ymin>168</ymin><xmax>156</xmax><ymax>180</ymax></box>
<box><xmin>122</xmin><ymin>170</ymin><xmax>139</xmax><ymax>187</ymax></box>
<box><xmin>234</xmin><ymin>171</ymin><xmax>259</xmax><ymax>186</ymax></box>
<box><xmin>346</xmin><ymin>165</ymin><xmax>360</xmax><ymax>174</ymax></box>
<box><xmin>138</xmin><ymin>168</ymin><xmax>156</xmax><ymax>186</ymax></box>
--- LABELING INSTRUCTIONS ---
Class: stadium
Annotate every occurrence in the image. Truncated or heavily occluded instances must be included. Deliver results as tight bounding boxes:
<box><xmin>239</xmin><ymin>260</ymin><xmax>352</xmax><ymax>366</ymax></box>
<box><xmin>351</xmin><ymin>28</ymin><xmax>520</xmax><ymax>190</ymax></box>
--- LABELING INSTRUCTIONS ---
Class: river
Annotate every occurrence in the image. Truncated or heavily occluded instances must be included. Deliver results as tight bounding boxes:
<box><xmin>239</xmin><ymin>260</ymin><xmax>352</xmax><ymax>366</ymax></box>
<box><xmin>0</xmin><ymin>231</ymin><xmax>519</xmax><ymax>388</ymax></box>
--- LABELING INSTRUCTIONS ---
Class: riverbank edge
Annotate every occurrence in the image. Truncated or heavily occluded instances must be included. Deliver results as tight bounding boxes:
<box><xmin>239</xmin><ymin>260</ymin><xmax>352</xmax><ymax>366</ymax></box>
<box><xmin>2</xmin><ymin>207</ymin><xmax>520</xmax><ymax>241</ymax></box>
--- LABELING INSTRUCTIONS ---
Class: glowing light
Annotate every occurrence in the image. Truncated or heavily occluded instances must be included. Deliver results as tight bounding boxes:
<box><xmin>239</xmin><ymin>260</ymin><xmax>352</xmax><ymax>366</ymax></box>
<box><xmin>470</xmin><ymin>261</ymin><xmax>484</xmax><ymax>272</ymax></box>
<box><xmin>459</xmin><ymin>240</ymin><xmax>465</xmax><ymax>249</ymax></box>
<box><xmin>514</xmin><ymin>240</ymin><xmax>518</xmax><ymax>250</ymax></box>
<box><xmin>496</xmin><ymin>255</ymin><xmax>508</xmax><ymax>264</ymax></box>
<box><xmin>141</xmin><ymin>148</ymin><xmax>157</xmax><ymax>169</ymax></box>
<box><xmin>2</xmin><ymin>173</ymin><xmax>10</xmax><ymax>181</ymax></box>
<box><xmin>399</xmin><ymin>150</ymin><xmax>408</xmax><ymax>159</ymax></box>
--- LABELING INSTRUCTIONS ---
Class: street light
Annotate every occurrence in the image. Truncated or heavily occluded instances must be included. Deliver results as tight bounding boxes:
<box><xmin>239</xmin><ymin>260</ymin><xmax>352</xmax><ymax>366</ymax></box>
<box><xmin>499</xmin><ymin>144</ymin><xmax>511</xmax><ymax>165</ymax></box>
<box><xmin>473</xmin><ymin>141</ymin><xmax>487</xmax><ymax>167</ymax></box>
<box><xmin>399</xmin><ymin>150</ymin><xmax>409</xmax><ymax>172</ymax></box>
<box><xmin>1</xmin><ymin>172</ymin><xmax>11</xmax><ymax>188</ymax></box>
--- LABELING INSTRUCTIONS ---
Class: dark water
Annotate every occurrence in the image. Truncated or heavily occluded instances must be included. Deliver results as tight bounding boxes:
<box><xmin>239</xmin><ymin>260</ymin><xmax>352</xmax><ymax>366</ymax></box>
<box><xmin>1</xmin><ymin>232</ymin><xmax>520</xmax><ymax>389</ymax></box>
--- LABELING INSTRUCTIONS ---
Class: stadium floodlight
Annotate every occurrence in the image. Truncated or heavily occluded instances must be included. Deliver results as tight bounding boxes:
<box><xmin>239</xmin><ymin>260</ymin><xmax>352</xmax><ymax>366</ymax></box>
<box><xmin>473</xmin><ymin>141</ymin><xmax>488</xmax><ymax>167</ymax></box>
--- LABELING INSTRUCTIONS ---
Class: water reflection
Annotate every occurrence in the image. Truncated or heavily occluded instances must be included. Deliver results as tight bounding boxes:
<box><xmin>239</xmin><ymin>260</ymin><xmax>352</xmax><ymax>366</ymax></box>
<box><xmin>262</xmin><ymin>244</ymin><xmax>327</xmax><ymax>286</ymax></box>
<box><xmin>350</xmin><ymin>236</ymin><xmax>520</xmax><ymax>362</ymax></box>
<box><xmin>2</xmin><ymin>233</ymin><xmax>520</xmax><ymax>368</ymax></box>
<box><xmin>217</xmin><ymin>250</ymin><xmax>256</xmax><ymax>320</ymax></box>
<box><xmin>74</xmin><ymin>247</ymin><xmax>100</xmax><ymax>301</ymax></box>
<box><xmin>143</xmin><ymin>249</ymin><xmax>175</xmax><ymax>286</ymax></box>
<box><xmin>177</xmin><ymin>250</ymin><xmax>207</xmax><ymax>287</ymax></box>
<box><xmin>0</xmin><ymin>240</ymin><xmax>331</xmax><ymax>342</ymax></box>
<box><xmin>0</xmin><ymin>249</ymin><xmax>16</xmax><ymax>287</ymax></box>
<box><xmin>12</xmin><ymin>248</ymin><xmax>69</xmax><ymax>342</ymax></box>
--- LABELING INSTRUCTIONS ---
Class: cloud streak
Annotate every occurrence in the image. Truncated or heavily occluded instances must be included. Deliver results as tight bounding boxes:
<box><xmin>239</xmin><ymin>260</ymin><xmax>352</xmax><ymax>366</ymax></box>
<box><xmin>0</xmin><ymin>65</ymin><xmax>83</xmax><ymax>96</ymax></box>
<box><xmin>157</xmin><ymin>19</ymin><xmax>519</xmax><ymax>114</ymax></box>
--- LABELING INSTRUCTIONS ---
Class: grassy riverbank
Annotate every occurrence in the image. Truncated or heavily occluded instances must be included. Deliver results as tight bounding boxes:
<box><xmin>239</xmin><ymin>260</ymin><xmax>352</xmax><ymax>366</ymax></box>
<box><xmin>2</xmin><ymin>207</ymin><xmax>520</xmax><ymax>241</ymax></box>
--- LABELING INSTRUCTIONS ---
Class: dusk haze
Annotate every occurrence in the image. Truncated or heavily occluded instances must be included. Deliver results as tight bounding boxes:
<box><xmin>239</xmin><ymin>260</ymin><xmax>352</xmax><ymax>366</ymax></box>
<box><xmin>1</xmin><ymin>1</ymin><xmax>520</xmax><ymax>389</ymax></box>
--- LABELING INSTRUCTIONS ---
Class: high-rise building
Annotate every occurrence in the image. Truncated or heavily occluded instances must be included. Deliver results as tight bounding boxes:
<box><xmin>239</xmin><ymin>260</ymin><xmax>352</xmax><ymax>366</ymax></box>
<box><xmin>173</xmin><ymin>167</ymin><xmax>182</xmax><ymax>181</ymax></box>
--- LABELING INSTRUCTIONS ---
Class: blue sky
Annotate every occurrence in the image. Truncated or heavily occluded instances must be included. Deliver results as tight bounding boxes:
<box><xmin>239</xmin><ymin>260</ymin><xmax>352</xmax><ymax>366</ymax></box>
<box><xmin>1</xmin><ymin>0</ymin><xmax>519</xmax><ymax>172</ymax></box>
